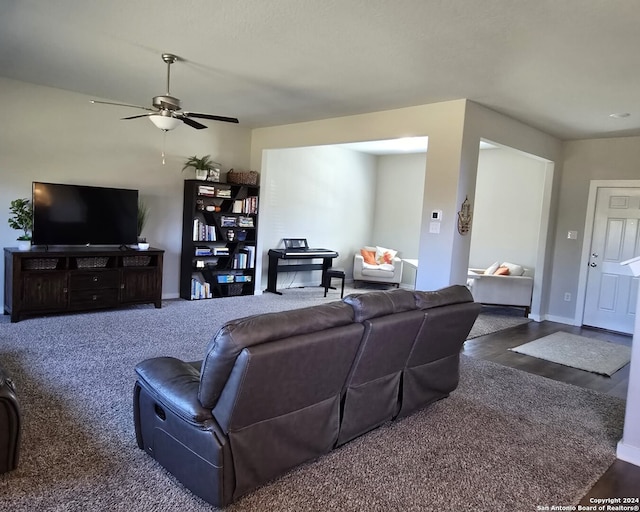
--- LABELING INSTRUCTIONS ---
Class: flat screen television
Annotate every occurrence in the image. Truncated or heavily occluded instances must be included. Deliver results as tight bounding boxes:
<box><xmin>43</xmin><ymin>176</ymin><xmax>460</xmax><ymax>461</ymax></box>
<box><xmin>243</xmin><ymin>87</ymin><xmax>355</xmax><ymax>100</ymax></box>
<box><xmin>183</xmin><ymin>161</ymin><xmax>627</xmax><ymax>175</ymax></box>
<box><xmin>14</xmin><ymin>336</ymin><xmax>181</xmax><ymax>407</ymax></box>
<box><xmin>32</xmin><ymin>182</ymin><xmax>138</xmax><ymax>246</ymax></box>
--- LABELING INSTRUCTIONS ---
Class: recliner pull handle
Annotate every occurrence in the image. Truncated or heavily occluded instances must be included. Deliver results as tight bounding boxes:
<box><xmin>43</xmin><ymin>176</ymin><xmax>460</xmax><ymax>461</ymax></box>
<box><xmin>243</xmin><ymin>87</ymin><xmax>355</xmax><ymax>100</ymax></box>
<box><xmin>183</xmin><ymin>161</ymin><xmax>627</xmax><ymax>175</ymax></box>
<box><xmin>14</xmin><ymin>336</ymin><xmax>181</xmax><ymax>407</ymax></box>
<box><xmin>154</xmin><ymin>404</ymin><xmax>166</xmax><ymax>421</ymax></box>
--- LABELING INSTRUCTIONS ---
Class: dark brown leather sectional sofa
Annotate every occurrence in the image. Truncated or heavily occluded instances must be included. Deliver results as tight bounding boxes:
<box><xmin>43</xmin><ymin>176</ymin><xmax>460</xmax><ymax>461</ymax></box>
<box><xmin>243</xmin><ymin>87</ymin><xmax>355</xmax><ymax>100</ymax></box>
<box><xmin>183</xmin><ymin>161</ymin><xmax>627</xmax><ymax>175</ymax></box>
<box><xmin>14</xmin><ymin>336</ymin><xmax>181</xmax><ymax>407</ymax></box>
<box><xmin>133</xmin><ymin>285</ymin><xmax>481</xmax><ymax>507</ymax></box>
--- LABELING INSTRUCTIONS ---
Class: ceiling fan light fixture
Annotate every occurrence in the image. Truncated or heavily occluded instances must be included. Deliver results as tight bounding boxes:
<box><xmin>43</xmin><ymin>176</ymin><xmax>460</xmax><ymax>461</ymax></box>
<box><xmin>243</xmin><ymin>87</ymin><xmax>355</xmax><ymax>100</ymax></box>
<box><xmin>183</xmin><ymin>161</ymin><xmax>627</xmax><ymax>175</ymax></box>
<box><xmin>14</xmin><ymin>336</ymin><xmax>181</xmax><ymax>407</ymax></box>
<box><xmin>149</xmin><ymin>114</ymin><xmax>181</xmax><ymax>131</ymax></box>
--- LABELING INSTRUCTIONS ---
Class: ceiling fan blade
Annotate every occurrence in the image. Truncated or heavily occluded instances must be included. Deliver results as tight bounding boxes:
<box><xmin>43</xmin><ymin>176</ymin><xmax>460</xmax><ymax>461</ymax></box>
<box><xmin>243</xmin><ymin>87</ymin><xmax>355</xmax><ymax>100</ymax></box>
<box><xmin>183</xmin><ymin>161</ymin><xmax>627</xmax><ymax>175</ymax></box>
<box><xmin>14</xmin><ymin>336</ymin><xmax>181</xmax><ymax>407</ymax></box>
<box><xmin>184</xmin><ymin>112</ymin><xmax>239</xmax><ymax>124</ymax></box>
<box><xmin>122</xmin><ymin>113</ymin><xmax>153</xmax><ymax>120</ymax></box>
<box><xmin>90</xmin><ymin>100</ymin><xmax>156</xmax><ymax>112</ymax></box>
<box><xmin>180</xmin><ymin>116</ymin><xmax>208</xmax><ymax>130</ymax></box>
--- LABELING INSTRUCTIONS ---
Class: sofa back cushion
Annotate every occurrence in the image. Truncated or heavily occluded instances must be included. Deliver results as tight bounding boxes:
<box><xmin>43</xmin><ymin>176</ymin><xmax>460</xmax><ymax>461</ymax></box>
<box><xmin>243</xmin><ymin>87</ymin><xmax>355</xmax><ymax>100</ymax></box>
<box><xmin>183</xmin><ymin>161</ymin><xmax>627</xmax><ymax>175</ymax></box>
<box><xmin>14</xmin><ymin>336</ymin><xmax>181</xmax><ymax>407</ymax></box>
<box><xmin>212</xmin><ymin>321</ymin><xmax>364</xmax><ymax>501</ymax></box>
<box><xmin>199</xmin><ymin>301</ymin><xmax>354</xmax><ymax>408</ymax></box>
<box><xmin>337</xmin><ymin>308</ymin><xmax>426</xmax><ymax>445</ymax></box>
<box><xmin>399</xmin><ymin>300</ymin><xmax>481</xmax><ymax>417</ymax></box>
<box><xmin>413</xmin><ymin>284</ymin><xmax>474</xmax><ymax>310</ymax></box>
<box><xmin>343</xmin><ymin>288</ymin><xmax>416</xmax><ymax>322</ymax></box>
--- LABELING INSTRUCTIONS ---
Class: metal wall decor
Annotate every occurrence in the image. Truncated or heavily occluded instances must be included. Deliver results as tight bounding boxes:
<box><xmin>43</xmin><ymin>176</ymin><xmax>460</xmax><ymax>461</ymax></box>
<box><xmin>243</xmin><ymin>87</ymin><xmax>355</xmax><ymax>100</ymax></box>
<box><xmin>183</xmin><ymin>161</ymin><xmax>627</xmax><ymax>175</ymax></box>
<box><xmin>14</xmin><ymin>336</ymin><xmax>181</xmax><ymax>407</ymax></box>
<box><xmin>457</xmin><ymin>196</ymin><xmax>472</xmax><ymax>235</ymax></box>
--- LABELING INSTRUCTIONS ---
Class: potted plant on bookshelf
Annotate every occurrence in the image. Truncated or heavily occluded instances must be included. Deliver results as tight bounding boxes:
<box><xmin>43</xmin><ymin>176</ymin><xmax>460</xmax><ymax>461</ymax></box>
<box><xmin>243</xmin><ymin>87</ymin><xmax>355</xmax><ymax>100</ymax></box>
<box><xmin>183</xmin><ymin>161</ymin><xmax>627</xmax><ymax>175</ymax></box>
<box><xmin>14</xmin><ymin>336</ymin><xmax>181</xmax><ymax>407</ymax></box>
<box><xmin>182</xmin><ymin>155</ymin><xmax>219</xmax><ymax>181</ymax></box>
<box><xmin>8</xmin><ymin>198</ymin><xmax>33</xmax><ymax>251</ymax></box>
<box><xmin>137</xmin><ymin>198</ymin><xmax>150</xmax><ymax>250</ymax></box>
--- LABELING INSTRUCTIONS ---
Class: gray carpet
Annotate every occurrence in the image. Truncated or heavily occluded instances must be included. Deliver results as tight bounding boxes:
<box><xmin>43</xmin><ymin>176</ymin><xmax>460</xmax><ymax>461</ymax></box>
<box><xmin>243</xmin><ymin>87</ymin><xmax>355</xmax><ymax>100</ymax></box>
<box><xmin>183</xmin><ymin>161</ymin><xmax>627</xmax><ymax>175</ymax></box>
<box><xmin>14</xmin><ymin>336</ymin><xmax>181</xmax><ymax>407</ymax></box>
<box><xmin>0</xmin><ymin>290</ymin><xmax>624</xmax><ymax>511</ymax></box>
<box><xmin>510</xmin><ymin>331</ymin><xmax>632</xmax><ymax>376</ymax></box>
<box><xmin>466</xmin><ymin>305</ymin><xmax>531</xmax><ymax>338</ymax></box>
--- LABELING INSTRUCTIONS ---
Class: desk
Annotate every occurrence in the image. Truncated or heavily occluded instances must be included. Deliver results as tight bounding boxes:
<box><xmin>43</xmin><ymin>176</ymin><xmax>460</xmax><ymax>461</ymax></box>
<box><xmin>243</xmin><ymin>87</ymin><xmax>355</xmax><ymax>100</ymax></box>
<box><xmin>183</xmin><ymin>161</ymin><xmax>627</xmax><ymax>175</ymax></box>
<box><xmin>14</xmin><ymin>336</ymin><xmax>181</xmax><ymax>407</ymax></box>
<box><xmin>266</xmin><ymin>248</ymin><xmax>339</xmax><ymax>295</ymax></box>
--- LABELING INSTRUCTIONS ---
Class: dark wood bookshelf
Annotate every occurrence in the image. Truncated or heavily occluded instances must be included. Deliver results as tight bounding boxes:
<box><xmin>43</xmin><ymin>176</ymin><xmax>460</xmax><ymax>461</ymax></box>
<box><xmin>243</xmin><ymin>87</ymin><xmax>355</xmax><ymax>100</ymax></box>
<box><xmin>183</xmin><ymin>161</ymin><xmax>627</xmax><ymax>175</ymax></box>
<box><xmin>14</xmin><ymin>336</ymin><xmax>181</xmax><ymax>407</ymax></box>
<box><xmin>180</xmin><ymin>180</ymin><xmax>259</xmax><ymax>300</ymax></box>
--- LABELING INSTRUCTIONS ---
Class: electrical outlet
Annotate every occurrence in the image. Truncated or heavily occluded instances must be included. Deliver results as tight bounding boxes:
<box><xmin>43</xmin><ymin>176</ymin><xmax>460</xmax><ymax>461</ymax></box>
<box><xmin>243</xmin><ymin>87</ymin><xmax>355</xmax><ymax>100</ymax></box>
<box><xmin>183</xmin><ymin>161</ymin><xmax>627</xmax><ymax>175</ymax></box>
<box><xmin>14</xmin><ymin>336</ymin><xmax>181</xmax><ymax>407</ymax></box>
<box><xmin>564</xmin><ymin>292</ymin><xmax>571</xmax><ymax>302</ymax></box>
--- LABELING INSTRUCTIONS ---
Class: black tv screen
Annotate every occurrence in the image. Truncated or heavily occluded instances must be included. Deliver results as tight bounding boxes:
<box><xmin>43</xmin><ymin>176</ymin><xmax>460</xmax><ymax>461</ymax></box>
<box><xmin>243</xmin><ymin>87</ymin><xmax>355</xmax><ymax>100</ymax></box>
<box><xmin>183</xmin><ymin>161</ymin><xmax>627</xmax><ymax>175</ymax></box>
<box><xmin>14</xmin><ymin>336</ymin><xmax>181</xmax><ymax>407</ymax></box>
<box><xmin>32</xmin><ymin>182</ymin><xmax>138</xmax><ymax>246</ymax></box>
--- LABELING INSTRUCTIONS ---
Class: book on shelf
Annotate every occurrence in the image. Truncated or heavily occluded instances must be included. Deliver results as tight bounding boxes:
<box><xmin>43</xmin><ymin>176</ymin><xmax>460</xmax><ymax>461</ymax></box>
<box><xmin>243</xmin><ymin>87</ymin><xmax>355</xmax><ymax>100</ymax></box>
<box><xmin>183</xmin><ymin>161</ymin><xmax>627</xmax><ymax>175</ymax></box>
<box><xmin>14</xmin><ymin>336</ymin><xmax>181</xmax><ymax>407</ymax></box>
<box><xmin>216</xmin><ymin>188</ymin><xmax>232</xmax><ymax>199</ymax></box>
<box><xmin>238</xmin><ymin>216</ymin><xmax>254</xmax><ymax>227</ymax></box>
<box><xmin>233</xmin><ymin>251</ymin><xmax>248</xmax><ymax>269</ymax></box>
<box><xmin>195</xmin><ymin>246</ymin><xmax>213</xmax><ymax>256</ymax></box>
<box><xmin>245</xmin><ymin>245</ymin><xmax>256</xmax><ymax>268</ymax></box>
<box><xmin>221</xmin><ymin>216</ymin><xmax>237</xmax><ymax>227</ymax></box>
<box><xmin>213</xmin><ymin>247</ymin><xmax>230</xmax><ymax>256</ymax></box>
<box><xmin>198</xmin><ymin>185</ymin><xmax>216</xmax><ymax>197</ymax></box>
<box><xmin>192</xmin><ymin>219</ymin><xmax>217</xmax><ymax>241</ymax></box>
<box><xmin>232</xmin><ymin>200</ymin><xmax>243</xmax><ymax>213</ymax></box>
<box><xmin>191</xmin><ymin>273</ymin><xmax>212</xmax><ymax>299</ymax></box>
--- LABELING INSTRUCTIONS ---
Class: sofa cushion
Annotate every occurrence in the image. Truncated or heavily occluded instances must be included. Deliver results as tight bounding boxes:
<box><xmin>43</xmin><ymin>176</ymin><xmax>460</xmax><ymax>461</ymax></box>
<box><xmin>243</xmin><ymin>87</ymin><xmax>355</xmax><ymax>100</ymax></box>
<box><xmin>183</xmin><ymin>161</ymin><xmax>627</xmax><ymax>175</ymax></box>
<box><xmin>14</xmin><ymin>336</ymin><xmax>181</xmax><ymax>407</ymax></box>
<box><xmin>375</xmin><ymin>246</ymin><xmax>398</xmax><ymax>265</ymax></box>
<box><xmin>199</xmin><ymin>301</ymin><xmax>355</xmax><ymax>408</ymax></box>
<box><xmin>485</xmin><ymin>261</ymin><xmax>500</xmax><ymax>275</ymax></box>
<box><xmin>344</xmin><ymin>289</ymin><xmax>416</xmax><ymax>322</ymax></box>
<box><xmin>413</xmin><ymin>285</ymin><xmax>474</xmax><ymax>310</ymax></box>
<box><xmin>360</xmin><ymin>249</ymin><xmax>377</xmax><ymax>265</ymax></box>
<box><xmin>494</xmin><ymin>266</ymin><xmax>510</xmax><ymax>275</ymax></box>
<box><xmin>361</xmin><ymin>263</ymin><xmax>395</xmax><ymax>276</ymax></box>
<box><xmin>501</xmin><ymin>262</ymin><xmax>525</xmax><ymax>276</ymax></box>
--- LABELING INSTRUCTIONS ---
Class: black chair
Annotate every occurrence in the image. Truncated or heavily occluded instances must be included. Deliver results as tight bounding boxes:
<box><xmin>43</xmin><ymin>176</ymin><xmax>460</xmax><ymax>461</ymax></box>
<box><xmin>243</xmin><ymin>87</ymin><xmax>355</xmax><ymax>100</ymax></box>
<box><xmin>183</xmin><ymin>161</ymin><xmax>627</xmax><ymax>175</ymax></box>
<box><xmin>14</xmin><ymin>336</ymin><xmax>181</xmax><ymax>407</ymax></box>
<box><xmin>323</xmin><ymin>268</ymin><xmax>345</xmax><ymax>298</ymax></box>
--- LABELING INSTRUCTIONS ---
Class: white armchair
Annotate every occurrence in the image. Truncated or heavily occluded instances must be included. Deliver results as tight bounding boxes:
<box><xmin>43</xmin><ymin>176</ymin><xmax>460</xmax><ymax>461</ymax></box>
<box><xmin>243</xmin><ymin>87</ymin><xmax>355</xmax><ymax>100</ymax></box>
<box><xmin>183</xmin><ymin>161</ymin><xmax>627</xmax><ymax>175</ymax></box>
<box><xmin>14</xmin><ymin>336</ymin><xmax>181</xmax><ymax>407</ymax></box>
<box><xmin>353</xmin><ymin>246</ymin><xmax>403</xmax><ymax>288</ymax></box>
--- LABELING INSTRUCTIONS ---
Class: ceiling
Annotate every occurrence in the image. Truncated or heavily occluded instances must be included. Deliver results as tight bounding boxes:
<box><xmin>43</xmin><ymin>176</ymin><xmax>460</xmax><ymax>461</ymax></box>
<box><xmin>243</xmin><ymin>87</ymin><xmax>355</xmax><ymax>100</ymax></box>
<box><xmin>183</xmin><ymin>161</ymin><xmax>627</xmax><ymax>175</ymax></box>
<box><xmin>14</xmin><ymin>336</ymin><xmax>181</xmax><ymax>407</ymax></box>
<box><xmin>2</xmin><ymin>0</ymin><xmax>639</xmax><ymax>140</ymax></box>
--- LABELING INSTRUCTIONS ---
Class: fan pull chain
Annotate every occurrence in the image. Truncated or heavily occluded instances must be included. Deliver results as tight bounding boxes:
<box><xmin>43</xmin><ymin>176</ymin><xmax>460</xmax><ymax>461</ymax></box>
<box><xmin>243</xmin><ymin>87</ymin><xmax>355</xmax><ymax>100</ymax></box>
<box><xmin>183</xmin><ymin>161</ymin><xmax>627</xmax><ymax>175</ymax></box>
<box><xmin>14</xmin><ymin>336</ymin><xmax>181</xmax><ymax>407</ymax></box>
<box><xmin>161</xmin><ymin>130</ymin><xmax>167</xmax><ymax>165</ymax></box>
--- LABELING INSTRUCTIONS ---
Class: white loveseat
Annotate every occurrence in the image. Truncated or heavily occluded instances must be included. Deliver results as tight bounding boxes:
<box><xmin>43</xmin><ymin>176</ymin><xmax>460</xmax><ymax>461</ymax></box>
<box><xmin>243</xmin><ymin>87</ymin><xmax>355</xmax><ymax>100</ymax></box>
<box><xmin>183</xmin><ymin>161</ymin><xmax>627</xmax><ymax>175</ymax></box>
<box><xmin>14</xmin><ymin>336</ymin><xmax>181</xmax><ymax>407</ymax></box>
<box><xmin>353</xmin><ymin>246</ymin><xmax>403</xmax><ymax>288</ymax></box>
<box><xmin>467</xmin><ymin>263</ymin><xmax>534</xmax><ymax>316</ymax></box>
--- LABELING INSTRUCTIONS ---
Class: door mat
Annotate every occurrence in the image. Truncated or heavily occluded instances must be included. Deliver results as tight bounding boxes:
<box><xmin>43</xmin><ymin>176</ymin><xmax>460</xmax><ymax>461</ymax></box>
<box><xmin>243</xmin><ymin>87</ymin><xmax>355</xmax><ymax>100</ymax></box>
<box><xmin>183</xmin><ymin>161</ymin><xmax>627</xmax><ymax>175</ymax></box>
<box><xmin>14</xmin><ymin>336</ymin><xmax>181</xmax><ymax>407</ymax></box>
<box><xmin>509</xmin><ymin>331</ymin><xmax>632</xmax><ymax>376</ymax></box>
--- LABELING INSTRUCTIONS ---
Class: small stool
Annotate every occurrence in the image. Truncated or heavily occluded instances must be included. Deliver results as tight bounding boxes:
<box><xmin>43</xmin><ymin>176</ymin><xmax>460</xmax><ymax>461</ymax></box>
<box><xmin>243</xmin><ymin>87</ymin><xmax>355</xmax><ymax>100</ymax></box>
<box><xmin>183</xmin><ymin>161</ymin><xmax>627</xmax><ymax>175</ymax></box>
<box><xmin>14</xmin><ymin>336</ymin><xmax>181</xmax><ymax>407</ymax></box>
<box><xmin>323</xmin><ymin>268</ymin><xmax>345</xmax><ymax>298</ymax></box>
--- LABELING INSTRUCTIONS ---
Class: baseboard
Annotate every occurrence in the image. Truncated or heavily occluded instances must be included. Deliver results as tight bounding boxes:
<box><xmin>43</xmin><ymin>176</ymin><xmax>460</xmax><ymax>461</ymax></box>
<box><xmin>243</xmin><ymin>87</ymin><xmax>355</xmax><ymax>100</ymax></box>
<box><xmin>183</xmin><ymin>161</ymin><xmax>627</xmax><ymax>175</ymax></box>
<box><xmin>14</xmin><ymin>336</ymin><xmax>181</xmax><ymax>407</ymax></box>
<box><xmin>162</xmin><ymin>292</ymin><xmax>180</xmax><ymax>300</ymax></box>
<box><xmin>617</xmin><ymin>440</ymin><xmax>640</xmax><ymax>468</ymax></box>
<box><xmin>542</xmin><ymin>314</ymin><xmax>578</xmax><ymax>326</ymax></box>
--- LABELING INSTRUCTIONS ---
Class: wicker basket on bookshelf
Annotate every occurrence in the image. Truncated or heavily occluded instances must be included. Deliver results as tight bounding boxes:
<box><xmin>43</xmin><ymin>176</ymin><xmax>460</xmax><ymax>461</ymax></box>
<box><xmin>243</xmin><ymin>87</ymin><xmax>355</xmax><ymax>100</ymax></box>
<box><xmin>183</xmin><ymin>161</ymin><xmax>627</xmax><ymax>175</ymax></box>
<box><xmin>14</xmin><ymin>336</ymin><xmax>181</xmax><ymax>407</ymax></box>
<box><xmin>24</xmin><ymin>258</ymin><xmax>58</xmax><ymax>270</ymax></box>
<box><xmin>77</xmin><ymin>257</ymin><xmax>109</xmax><ymax>269</ymax></box>
<box><xmin>227</xmin><ymin>169</ymin><xmax>259</xmax><ymax>185</ymax></box>
<box><xmin>227</xmin><ymin>283</ymin><xmax>244</xmax><ymax>296</ymax></box>
<box><xmin>123</xmin><ymin>256</ymin><xmax>151</xmax><ymax>267</ymax></box>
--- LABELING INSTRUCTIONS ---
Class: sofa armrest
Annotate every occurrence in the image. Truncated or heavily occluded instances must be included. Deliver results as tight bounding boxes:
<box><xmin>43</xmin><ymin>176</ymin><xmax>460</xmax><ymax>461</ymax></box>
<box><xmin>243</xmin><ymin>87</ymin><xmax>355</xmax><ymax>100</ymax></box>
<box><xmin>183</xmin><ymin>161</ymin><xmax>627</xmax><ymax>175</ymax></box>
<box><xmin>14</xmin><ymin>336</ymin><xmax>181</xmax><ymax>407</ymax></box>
<box><xmin>392</xmin><ymin>257</ymin><xmax>403</xmax><ymax>280</ymax></box>
<box><xmin>135</xmin><ymin>357</ymin><xmax>213</xmax><ymax>424</ymax></box>
<box><xmin>353</xmin><ymin>253</ymin><xmax>365</xmax><ymax>280</ymax></box>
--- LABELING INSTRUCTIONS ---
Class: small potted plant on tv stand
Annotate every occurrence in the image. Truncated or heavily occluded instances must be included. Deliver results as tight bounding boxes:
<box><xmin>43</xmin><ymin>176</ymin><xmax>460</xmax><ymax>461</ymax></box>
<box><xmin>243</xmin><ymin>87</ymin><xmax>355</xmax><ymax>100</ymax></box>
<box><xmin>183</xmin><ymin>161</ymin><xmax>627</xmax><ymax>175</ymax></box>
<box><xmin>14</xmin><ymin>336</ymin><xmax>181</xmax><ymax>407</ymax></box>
<box><xmin>137</xmin><ymin>198</ymin><xmax>150</xmax><ymax>250</ymax></box>
<box><xmin>8</xmin><ymin>198</ymin><xmax>33</xmax><ymax>251</ymax></box>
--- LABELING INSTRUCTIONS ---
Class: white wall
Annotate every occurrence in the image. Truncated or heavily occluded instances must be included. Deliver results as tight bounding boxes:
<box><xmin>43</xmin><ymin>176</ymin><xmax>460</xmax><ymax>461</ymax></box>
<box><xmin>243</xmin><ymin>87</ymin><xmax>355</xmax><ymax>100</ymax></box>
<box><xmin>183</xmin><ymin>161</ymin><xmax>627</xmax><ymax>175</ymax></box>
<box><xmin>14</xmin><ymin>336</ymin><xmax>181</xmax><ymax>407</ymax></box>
<box><xmin>259</xmin><ymin>145</ymin><xmax>377</xmax><ymax>289</ymax></box>
<box><xmin>373</xmin><ymin>153</ymin><xmax>426</xmax><ymax>257</ymax></box>
<box><xmin>0</xmin><ymin>77</ymin><xmax>251</xmax><ymax>303</ymax></box>
<box><xmin>470</xmin><ymin>148</ymin><xmax>547</xmax><ymax>271</ymax></box>
<box><xmin>374</xmin><ymin>153</ymin><xmax>426</xmax><ymax>285</ymax></box>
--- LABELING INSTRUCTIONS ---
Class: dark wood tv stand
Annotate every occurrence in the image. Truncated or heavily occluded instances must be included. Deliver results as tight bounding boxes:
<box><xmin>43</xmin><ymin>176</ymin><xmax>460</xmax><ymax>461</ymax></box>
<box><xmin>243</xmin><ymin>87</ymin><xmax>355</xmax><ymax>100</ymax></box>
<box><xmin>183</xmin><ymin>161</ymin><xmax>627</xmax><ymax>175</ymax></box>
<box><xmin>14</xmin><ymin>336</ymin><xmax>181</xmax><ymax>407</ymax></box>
<box><xmin>4</xmin><ymin>246</ymin><xmax>164</xmax><ymax>322</ymax></box>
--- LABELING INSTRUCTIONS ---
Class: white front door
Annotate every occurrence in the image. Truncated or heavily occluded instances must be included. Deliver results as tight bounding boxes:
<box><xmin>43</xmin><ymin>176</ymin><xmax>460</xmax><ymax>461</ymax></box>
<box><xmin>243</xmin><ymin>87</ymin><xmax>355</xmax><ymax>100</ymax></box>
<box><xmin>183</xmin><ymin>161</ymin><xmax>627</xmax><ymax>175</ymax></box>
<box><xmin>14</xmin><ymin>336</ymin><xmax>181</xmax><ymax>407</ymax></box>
<box><xmin>583</xmin><ymin>187</ymin><xmax>640</xmax><ymax>334</ymax></box>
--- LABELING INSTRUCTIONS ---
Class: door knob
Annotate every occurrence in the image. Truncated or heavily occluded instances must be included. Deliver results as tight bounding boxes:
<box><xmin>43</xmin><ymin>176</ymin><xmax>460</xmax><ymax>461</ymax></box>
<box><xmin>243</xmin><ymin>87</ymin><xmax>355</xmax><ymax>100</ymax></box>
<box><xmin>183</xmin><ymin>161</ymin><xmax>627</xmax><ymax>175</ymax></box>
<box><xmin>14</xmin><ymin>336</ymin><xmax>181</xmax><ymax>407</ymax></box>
<box><xmin>591</xmin><ymin>252</ymin><xmax>598</xmax><ymax>258</ymax></box>
<box><xmin>589</xmin><ymin>262</ymin><xmax>597</xmax><ymax>267</ymax></box>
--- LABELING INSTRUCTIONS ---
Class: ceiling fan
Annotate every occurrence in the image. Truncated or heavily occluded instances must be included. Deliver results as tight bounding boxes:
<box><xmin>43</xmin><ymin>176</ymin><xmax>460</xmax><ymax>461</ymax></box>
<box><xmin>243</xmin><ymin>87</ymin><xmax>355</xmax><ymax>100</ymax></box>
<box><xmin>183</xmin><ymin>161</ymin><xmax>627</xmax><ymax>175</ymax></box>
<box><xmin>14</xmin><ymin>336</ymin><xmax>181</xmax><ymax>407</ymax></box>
<box><xmin>91</xmin><ymin>53</ymin><xmax>239</xmax><ymax>130</ymax></box>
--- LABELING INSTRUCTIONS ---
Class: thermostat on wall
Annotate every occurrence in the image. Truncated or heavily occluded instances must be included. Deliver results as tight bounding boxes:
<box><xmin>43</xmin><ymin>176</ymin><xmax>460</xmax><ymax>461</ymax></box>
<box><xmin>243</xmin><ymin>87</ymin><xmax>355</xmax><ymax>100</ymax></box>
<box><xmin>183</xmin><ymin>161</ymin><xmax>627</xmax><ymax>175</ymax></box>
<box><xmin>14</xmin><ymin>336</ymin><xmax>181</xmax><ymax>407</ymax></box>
<box><xmin>431</xmin><ymin>210</ymin><xmax>442</xmax><ymax>221</ymax></box>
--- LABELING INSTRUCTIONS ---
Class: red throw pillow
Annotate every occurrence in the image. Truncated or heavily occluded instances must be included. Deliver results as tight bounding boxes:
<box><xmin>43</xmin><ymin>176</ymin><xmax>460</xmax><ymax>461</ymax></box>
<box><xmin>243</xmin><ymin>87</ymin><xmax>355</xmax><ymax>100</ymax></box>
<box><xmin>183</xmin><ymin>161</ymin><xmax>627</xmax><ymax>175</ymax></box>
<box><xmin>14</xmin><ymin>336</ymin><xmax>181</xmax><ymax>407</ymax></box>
<box><xmin>361</xmin><ymin>249</ymin><xmax>377</xmax><ymax>265</ymax></box>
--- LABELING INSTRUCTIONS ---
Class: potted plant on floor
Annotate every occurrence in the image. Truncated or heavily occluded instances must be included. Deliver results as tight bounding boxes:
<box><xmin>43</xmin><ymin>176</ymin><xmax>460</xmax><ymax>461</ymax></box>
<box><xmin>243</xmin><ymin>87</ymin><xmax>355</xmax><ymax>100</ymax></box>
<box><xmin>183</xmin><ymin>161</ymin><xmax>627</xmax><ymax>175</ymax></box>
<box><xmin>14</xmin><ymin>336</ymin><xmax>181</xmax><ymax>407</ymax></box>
<box><xmin>182</xmin><ymin>155</ymin><xmax>219</xmax><ymax>181</ymax></box>
<box><xmin>137</xmin><ymin>198</ymin><xmax>150</xmax><ymax>250</ymax></box>
<box><xmin>8</xmin><ymin>198</ymin><xmax>33</xmax><ymax>251</ymax></box>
